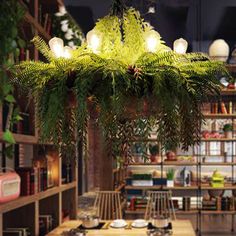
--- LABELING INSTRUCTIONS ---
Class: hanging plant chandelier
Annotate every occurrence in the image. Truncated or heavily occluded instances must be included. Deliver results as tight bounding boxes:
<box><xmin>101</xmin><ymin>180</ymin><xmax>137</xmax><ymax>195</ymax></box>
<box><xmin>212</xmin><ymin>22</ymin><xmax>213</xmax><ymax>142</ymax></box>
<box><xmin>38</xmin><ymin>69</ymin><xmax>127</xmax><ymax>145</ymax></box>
<box><xmin>13</xmin><ymin>0</ymin><xmax>228</xmax><ymax>155</ymax></box>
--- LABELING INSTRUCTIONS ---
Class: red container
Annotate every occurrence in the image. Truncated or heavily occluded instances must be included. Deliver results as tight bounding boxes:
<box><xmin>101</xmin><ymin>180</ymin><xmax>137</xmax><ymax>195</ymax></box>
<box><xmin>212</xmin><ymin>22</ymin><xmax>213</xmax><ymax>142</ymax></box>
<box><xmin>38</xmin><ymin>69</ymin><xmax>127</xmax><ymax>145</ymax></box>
<box><xmin>0</xmin><ymin>170</ymin><xmax>21</xmax><ymax>203</ymax></box>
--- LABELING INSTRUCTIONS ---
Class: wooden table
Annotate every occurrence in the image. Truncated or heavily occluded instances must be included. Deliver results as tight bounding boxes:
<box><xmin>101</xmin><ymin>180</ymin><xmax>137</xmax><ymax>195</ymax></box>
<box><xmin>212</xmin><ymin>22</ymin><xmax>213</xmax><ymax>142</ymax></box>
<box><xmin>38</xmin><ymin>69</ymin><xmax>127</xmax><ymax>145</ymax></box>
<box><xmin>47</xmin><ymin>220</ymin><xmax>196</xmax><ymax>236</ymax></box>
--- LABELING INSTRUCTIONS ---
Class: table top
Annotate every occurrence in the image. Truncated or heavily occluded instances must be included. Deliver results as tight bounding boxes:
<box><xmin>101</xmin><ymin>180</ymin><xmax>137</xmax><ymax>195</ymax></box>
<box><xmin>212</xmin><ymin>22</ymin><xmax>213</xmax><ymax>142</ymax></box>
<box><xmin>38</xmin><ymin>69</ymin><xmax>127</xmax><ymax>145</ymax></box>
<box><xmin>47</xmin><ymin>220</ymin><xmax>196</xmax><ymax>236</ymax></box>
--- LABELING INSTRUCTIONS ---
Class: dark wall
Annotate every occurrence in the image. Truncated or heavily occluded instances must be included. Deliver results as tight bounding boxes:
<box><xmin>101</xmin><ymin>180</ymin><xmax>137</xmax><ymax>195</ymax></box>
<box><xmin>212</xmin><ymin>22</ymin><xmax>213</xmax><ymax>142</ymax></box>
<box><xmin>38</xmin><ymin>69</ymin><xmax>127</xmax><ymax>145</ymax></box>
<box><xmin>65</xmin><ymin>0</ymin><xmax>236</xmax><ymax>53</ymax></box>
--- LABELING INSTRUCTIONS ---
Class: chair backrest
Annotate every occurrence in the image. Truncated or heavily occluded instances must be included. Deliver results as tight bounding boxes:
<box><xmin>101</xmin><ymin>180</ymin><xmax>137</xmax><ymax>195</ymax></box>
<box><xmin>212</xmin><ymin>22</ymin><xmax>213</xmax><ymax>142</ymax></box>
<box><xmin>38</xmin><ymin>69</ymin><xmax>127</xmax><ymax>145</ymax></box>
<box><xmin>145</xmin><ymin>190</ymin><xmax>176</xmax><ymax>220</ymax></box>
<box><xmin>94</xmin><ymin>191</ymin><xmax>122</xmax><ymax>220</ymax></box>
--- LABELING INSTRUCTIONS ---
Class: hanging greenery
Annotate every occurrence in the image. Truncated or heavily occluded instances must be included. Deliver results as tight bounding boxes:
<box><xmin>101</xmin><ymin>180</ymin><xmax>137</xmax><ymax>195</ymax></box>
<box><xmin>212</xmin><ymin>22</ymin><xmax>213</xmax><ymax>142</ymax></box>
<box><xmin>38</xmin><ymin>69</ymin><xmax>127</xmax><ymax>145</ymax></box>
<box><xmin>12</xmin><ymin>7</ymin><xmax>228</xmax><ymax>156</ymax></box>
<box><xmin>0</xmin><ymin>0</ymin><xmax>24</xmax><ymax>157</ymax></box>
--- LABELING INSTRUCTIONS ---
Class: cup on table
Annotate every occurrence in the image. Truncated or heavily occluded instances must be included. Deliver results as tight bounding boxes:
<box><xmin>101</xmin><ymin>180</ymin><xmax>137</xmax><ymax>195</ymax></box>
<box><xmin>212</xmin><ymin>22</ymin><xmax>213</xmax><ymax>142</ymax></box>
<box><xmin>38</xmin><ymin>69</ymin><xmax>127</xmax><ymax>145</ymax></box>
<box><xmin>112</xmin><ymin>219</ymin><xmax>126</xmax><ymax>227</ymax></box>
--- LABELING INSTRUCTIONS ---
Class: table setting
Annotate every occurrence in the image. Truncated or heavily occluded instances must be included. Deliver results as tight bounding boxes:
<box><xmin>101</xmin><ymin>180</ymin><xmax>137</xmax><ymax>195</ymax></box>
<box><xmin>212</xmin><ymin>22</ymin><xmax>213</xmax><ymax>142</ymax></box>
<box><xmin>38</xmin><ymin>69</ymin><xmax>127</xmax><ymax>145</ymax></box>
<box><xmin>61</xmin><ymin>217</ymin><xmax>175</xmax><ymax>236</ymax></box>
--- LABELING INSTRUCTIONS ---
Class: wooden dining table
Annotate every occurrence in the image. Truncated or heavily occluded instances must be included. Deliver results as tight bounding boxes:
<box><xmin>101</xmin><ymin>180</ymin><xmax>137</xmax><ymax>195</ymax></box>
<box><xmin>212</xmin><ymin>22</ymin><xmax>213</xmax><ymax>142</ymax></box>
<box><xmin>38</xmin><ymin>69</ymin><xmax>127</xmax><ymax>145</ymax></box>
<box><xmin>46</xmin><ymin>220</ymin><xmax>196</xmax><ymax>236</ymax></box>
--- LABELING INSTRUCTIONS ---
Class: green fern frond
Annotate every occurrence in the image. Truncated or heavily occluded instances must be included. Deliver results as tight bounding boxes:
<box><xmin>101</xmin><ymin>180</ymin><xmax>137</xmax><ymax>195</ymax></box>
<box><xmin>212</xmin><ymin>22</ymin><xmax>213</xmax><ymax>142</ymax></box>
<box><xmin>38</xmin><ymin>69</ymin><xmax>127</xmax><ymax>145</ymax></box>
<box><xmin>31</xmin><ymin>36</ymin><xmax>53</xmax><ymax>61</ymax></box>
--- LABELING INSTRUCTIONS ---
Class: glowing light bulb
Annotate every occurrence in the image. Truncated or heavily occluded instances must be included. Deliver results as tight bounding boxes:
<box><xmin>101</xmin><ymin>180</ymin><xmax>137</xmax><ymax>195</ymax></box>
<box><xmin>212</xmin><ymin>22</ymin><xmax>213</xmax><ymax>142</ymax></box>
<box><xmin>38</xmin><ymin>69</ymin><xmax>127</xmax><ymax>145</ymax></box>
<box><xmin>144</xmin><ymin>30</ymin><xmax>161</xmax><ymax>53</ymax></box>
<box><xmin>49</xmin><ymin>37</ymin><xmax>64</xmax><ymax>58</ymax></box>
<box><xmin>173</xmin><ymin>38</ymin><xmax>188</xmax><ymax>54</ymax></box>
<box><xmin>86</xmin><ymin>29</ymin><xmax>102</xmax><ymax>53</ymax></box>
<box><xmin>63</xmin><ymin>46</ymin><xmax>73</xmax><ymax>59</ymax></box>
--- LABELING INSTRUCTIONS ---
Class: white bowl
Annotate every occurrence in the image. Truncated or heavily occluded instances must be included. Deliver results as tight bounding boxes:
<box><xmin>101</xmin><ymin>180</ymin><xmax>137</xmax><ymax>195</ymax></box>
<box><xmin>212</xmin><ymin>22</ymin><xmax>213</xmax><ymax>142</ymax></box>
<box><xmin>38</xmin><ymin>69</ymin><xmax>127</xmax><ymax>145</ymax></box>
<box><xmin>111</xmin><ymin>219</ymin><xmax>127</xmax><ymax>228</ymax></box>
<box><xmin>132</xmin><ymin>219</ymin><xmax>148</xmax><ymax>228</ymax></box>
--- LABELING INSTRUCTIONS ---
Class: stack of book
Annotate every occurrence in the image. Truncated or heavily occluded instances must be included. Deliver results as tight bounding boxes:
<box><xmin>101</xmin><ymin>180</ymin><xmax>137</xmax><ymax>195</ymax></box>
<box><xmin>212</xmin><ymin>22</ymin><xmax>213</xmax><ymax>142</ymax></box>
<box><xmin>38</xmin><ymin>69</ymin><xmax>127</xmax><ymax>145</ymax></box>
<box><xmin>202</xmin><ymin>199</ymin><xmax>217</xmax><ymax>210</ymax></box>
<box><xmin>16</xmin><ymin>167</ymin><xmax>48</xmax><ymax>196</ymax></box>
<box><xmin>39</xmin><ymin>215</ymin><xmax>53</xmax><ymax>236</ymax></box>
<box><xmin>3</xmin><ymin>227</ymin><xmax>29</xmax><ymax>236</ymax></box>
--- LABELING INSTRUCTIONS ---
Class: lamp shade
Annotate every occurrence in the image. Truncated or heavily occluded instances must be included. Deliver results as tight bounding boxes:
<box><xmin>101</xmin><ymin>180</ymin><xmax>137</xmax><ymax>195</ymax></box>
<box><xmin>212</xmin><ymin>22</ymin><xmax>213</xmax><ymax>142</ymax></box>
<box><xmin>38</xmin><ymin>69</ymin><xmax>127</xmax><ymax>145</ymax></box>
<box><xmin>63</xmin><ymin>46</ymin><xmax>73</xmax><ymax>59</ymax></box>
<box><xmin>209</xmin><ymin>39</ymin><xmax>229</xmax><ymax>62</ymax></box>
<box><xmin>144</xmin><ymin>30</ymin><xmax>161</xmax><ymax>53</ymax></box>
<box><xmin>49</xmin><ymin>37</ymin><xmax>64</xmax><ymax>58</ymax></box>
<box><xmin>173</xmin><ymin>38</ymin><xmax>188</xmax><ymax>54</ymax></box>
<box><xmin>86</xmin><ymin>29</ymin><xmax>102</xmax><ymax>53</ymax></box>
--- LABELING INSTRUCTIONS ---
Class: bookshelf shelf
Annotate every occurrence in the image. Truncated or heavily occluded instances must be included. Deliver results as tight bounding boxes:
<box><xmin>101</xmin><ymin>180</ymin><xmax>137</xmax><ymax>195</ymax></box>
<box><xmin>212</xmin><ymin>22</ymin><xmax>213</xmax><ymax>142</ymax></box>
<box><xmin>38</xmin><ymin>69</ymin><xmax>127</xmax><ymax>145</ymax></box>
<box><xmin>200</xmin><ymin>162</ymin><xmax>236</xmax><ymax>166</ymax></box>
<box><xmin>201</xmin><ymin>210</ymin><xmax>236</xmax><ymax>215</ymax></box>
<box><xmin>60</xmin><ymin>181</ymin><xmax>77</xmax><ymax>192</ymax></box>
<box><xmin>220</xmin><ymin>89</ymin><xmax>236</xmax><ymax>96</ymax></box>
<box><xmin>0</xmin><ymin>182</ymin><xmax>76</xmax><ymax>214</ymax></box>
<box><xmin>225</xmin><ymin>64</ymin><xmax>236</xmax><ymax>72</ymax></box>
<box><xmin>0</xmin><ymin>131</ymin><xmax>38</xmax><ymax>144</ymax></box>
<box><xmin>125</xmin><ymin>209</ymin><xmax>199</xmax><ymax>216</ymax></box>
<box><xmin>201</xmin><ymin>138</ymin><xmax>236</xmax><ymax>142</ymax></box>
<box><xmin>203</xmin><ymin>113</ymin><xmax>236</xmax><ymax>119</ymax></box>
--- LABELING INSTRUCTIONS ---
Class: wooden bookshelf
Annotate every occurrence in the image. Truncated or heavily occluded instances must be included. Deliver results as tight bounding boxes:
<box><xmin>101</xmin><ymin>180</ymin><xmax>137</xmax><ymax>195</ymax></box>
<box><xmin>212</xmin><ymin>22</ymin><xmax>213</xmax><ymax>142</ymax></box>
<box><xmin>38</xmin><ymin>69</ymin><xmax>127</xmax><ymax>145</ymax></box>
<box><xmin>0</xmin><ymin>131</ymin><xmax>38</xmax><ymax>144</ymax></box>
<box><xmin>0</xmin><ymin>1</ymin><xmax>78</xmax><ymax>236</ymax></box>
<box><xmin>125</xmin><ymin>209</ymin><xmax>199</xmax><ymax>215</ymax></box>
<box><xmin>201</xmin><ymin>137</ymin><xmax>236</xmax><ymax>142</ymax></box>
<box><xmin>24</xmin><ymin>11</ymin><xmax>51</xmax><ymax>41</ymax></box>
<box><xmin>200</xmin><ymin>162</ymin><xmax>236</xmax><ymax>166</ymax></box>
<box><xmin>201</xmin><ymin>210</ymin><xmax>236</xmax><ymax>215</ymax></box>
<box><xmin>204</xmin><ymin>113</ymin><xmax>236</xmax><ymax>119</ymax></box>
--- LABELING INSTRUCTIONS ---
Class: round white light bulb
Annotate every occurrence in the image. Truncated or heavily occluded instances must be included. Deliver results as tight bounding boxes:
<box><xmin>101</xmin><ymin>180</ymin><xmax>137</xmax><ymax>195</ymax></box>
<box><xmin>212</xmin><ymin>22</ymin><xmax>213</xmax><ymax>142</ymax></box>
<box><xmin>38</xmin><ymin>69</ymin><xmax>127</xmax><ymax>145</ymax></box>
<box><xmin>63</xmin><ymin>46</ymin><xmax>73</xmax><ymax>59</ymax></box>
<box><xmin>209</xmin><ymin>39</ymin><xmax>229</xmax><ymax>62</ymax></box>
<box><xmin>144</xmin><ymin>30</ymin><xmax>161</xmax><ymax>53</ymax></box>
<box><xmin>49</xmin><ymin>37</ymin><xmax>64</xmax><ymax>58</ymax></box>
<box><xmin>86</xmin><ymin>29</ymin><xmax>102</xmax><ymax>53</ymax></box>
<box><xmin>173</xmin><ymin>38</ymin><xmax>188</xmax><ymax>54</ymax></box>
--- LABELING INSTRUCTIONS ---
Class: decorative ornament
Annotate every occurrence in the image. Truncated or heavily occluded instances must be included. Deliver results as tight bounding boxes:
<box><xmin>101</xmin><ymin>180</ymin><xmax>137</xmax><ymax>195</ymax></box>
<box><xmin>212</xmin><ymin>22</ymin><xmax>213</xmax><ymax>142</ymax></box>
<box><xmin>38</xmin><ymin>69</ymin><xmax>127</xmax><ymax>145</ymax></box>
<box><xmin>49</xmin><ymin>37</ymin><xmax>64</xmax><ymax>58</ymax></box>
<box><xmin>173</xmin><ymin>38</ymin><xmax>188</xmax><ymax>54</ymax></box>
<box><xmin>209</xmin><ymin>39</ymin><xmax>229</xmax><ymax>62</ymax></box>
<box><xmin>86</xmin><ymin>29</ymin><xmax>102</xmax><ymax>53</ymax></box>
<box><xmin>144</xmin><ymin>30</ymin><xmax>161</xmax><ymax>53</ymax></box>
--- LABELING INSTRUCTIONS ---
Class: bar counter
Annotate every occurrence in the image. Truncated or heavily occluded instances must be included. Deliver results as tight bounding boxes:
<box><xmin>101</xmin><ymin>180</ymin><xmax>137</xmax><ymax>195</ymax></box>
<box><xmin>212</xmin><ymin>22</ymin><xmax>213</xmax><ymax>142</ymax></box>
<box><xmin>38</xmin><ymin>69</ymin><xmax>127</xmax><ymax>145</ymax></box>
<box><xmin>46</xmin><ymin>220</ymin><xmax>196</xmax><ymax>236</ymax></box>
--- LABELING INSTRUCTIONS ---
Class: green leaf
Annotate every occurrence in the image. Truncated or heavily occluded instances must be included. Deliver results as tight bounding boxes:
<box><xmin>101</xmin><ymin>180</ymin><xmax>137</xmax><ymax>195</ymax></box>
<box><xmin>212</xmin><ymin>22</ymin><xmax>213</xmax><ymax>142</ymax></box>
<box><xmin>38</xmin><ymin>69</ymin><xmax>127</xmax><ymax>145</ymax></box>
<box><xmin>15</xmin><ymin>114</ymin><xmax>23</xmax><ymax>121</ymax></box>
<box><xmin>3</xmin><ymin>83</ymin><xmax>13</xmax><ymax>96</ymax></box>
<box><xmin>5</xmin><ymin>94</ymin><xmax>16</xmax><ymax>103</ymax></box>
<box><xmin>3</xmin><ymin>129</ymin><xmax>16</xmax><ymax>144</ymax></box>
<box><xmin>4</xmin><ymin>145</ymin><xmax>14</xmax><ymax>159</ymax></box>
<box><xmin>17</xmin><ymin>38</ymin><xmax>26</xmax><ymax>48</ymax></box>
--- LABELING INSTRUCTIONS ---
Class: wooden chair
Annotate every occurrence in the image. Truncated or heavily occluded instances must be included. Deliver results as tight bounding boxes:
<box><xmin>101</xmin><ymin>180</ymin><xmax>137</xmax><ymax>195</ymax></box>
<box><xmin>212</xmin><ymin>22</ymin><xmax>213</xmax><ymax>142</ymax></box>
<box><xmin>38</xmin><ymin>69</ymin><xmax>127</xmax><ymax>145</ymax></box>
<box><xmin>94</xmin><ymin>191</ymin><xmax>122</xmax><ymax>220</ymax></box>
<box><xmin>145</xmin><ymin>191</ymin><xmax>176</xmax><ymax>220</ymax></box>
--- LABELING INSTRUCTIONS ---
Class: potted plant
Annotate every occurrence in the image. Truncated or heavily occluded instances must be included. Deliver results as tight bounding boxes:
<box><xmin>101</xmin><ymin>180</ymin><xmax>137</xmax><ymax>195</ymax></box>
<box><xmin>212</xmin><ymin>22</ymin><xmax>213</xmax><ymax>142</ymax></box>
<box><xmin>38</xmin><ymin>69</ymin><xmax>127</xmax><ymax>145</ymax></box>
<box><xmin>132</xmin><ymin>143</ymin><xmax>145</xmax><ymax>163</ymax></box>
<box><xmin>223</xmin><ymin>123</ymin><xmax>233</xmax><ymax>138</ymax></box>
<box><xmin>166</xmin><ymin>169</ymin><xmax>175</xmax><ymax>187</ymax></box>
<box><xmin>132</xmin><ymin>173</ymin><xmax>153</xmax><ymax>186</ymax></box>
<box><xmin>149</xmin><ymin>144</ymin><xmax>160</xmax><ymax>163</ymax></box>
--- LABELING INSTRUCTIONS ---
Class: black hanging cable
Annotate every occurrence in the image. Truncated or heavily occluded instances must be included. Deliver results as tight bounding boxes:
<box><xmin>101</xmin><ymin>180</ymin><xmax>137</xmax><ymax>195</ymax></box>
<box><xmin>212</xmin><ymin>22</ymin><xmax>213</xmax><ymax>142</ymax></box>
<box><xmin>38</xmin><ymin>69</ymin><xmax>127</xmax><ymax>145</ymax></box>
<box><xmin>110</xmin><ymin>0</ymin><xmax>127</xmax><ymax>41</ymax></box>
<box><xmin>111</xmin><ymin>0</ymin><xmax>126</xmax><ymax>17</ymax></box>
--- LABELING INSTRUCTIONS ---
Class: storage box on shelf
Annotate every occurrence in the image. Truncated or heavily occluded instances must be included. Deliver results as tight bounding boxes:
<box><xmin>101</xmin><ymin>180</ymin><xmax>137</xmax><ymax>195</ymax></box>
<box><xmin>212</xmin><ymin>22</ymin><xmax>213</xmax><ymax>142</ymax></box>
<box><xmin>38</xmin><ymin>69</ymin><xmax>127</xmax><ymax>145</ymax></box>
<box><xmin>0</xmin><ymin>1</ymin><xmax>78</xmax><ymax>236</ymax></box>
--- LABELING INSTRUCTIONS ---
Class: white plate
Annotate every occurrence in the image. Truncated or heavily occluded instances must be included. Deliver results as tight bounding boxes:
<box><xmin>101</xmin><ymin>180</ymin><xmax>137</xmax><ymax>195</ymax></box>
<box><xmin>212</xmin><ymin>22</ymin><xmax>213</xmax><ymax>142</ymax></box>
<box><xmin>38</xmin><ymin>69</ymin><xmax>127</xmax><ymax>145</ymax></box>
<box><xmin>131</xmin><ymin>222</ymin><xmax>148</xmax><ymax>228</ymax></box>
<box><xmin>110</xmin><ymin>222</ymin><xmax>127</xmax><ymax>228</ymax></box>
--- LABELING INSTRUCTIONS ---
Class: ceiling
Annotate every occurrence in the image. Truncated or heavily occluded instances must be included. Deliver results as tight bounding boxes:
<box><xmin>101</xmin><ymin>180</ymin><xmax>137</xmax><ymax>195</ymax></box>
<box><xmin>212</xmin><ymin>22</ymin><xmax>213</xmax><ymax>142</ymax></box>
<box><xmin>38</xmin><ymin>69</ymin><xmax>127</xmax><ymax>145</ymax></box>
<box><xmin>64</xmin><ymin>0</ymin><xmax>236</xmax><ymax>52</ymax></box>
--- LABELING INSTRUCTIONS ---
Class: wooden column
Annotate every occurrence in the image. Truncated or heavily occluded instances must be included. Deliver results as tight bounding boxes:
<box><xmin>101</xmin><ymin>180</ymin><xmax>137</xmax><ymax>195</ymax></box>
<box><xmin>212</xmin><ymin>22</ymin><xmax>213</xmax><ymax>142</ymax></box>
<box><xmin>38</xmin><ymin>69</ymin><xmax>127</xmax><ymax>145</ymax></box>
<box><xmin>35</xmin><ymin>201</ymin><xmax>39</xmax><ymax>236</ymax></box>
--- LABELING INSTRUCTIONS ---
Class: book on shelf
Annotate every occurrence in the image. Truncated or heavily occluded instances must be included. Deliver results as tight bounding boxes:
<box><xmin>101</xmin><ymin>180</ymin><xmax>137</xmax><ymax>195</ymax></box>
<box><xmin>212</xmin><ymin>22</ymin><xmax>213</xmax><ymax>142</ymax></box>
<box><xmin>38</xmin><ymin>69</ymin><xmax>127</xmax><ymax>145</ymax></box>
<box><xmin>3</xmin><ymin>228</ymin><xmax>29</xmax><ymax>236</ymax></box>
<box><xmin>15</xmin><ymin>167</ymin><xmax>48</xmax><ymax>196</ymax></box>
<box><xmin>39</xmin><ymin>215</ymin><xmax>53</xmax><ymax>236</ymax></box>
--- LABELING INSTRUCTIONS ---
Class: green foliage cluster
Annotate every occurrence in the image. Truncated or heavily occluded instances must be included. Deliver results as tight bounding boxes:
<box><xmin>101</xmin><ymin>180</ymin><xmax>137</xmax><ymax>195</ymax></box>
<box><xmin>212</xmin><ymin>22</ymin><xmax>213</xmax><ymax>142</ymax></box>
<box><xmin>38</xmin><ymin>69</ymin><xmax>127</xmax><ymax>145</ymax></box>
<box><xmin>166</xmin><ymin>169</ymin><xmax>175</xmax><ymax>180</ymax></box>
<box><xmin>0</xmin><ymin>1</ymin><xmax>24</xmax><ymax>157</ymax></box>
<box><xmin>13</xmin><ymin>8</ymin><xmax>228</xmax><ymax>157</ymax></box>
<box><xmin>132</xmin><ymin>173</ymin><xmax>152</xmax><ymax>180</ymax></box>
<box><xmin>223</xmin><ymin>123</ymin><xmax>233</xmax><ymax>132</ymax></box>
<box><xmin>149</xmin><ymin>144</ymin><xmax>159</xmax><ymax>156</ymax></box>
